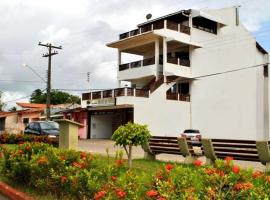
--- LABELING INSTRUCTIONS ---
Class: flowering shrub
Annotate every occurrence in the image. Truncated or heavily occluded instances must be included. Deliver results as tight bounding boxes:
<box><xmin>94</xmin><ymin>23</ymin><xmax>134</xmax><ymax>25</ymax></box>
<box><xmin>1</xmin><ymin>144</ymin><xmax>270</xmax><ymax>199</ymax></box>
<box><xmin>0</xmin><ymin>133</ymin><xmax>58</xmax><ymax>146</ymax></box>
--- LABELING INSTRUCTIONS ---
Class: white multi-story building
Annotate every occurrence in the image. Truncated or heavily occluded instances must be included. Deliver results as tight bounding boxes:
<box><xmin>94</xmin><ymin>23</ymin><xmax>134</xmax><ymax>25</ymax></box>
<box><xmin>82</xmin><ymin>7</ymin><xmax>269</xmax><ymax>140</ymax></box>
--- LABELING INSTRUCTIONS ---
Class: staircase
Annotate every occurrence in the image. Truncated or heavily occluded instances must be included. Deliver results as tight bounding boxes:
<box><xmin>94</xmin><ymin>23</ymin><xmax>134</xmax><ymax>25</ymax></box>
<box><xmin>142</xmin><ymin>75</ymin><xmax>165</xmax><ymax>93</ymax></box>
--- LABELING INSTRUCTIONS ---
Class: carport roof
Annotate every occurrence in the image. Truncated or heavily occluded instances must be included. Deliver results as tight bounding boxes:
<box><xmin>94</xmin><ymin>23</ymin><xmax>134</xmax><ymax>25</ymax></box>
<box><xmin>87</xmin><ymin>104</ymin><xmax>133</xmax><ymax>111</ymax></box>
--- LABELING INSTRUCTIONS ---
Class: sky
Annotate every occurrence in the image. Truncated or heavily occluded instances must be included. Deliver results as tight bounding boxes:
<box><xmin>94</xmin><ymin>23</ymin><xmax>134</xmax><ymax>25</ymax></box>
<box><xmin>0</xmin><ymin>0</ymin><xmax>270</xmax><ymax>108</ymax></box>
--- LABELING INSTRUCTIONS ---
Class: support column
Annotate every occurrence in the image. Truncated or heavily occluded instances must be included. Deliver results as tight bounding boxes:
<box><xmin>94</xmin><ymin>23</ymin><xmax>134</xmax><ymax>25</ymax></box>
<box><xmin>118</xmin><ymin>50</ymin><xmax>122</xmax><ymax>88</ymax></box>
<box><xmin>163</xmin><ymin>37</ymin><xmax>167</xmax><ymax>79</ymax></box>
<box><xmin>155</xmin><ymin>39</ymin><xmax>159</xmax><ymax>80</ymax></box>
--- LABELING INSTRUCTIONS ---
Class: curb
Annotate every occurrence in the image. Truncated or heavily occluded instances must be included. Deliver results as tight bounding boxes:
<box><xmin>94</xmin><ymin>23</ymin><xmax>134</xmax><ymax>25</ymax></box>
<box><xmin>0</xmin><ymin>182</ymin><xmax>34</xmax><ymax>200</ymax></box>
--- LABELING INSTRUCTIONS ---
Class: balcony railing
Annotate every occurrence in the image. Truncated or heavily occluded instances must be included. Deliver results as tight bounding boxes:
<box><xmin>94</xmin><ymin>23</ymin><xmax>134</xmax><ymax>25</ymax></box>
<box><xmin>119</xmin><ymin>20</ymin><xmax>190</xmax><ymax>40</ymax></box>
<box><xmin>119</xmin><ymin>57</ymin><xmax>155</xmax><ymax>71</ymax></box>
<box><xmin>167</xmin><ymin>56</ymin><xmax>190</xmax><ymax>67</ymax></box>
<box><xmin>166</xmin><ymin>92</ymin><xmax>190</xmax><ymax>102</ymax></box>
<box><xmin>82</xmin><ymin>87</ymin><xmax>150</xmax><ymax>101</ymax></box>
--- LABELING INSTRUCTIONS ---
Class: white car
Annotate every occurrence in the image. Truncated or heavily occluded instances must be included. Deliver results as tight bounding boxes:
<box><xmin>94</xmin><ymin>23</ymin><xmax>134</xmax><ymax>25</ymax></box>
<box><xmin>181</xmin><ymin>129</ymin><xmax>201</xmax><ymax>141</ymax></box>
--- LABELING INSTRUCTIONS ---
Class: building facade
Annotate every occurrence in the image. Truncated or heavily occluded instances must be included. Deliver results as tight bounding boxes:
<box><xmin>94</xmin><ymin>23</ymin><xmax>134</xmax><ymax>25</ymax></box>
<box><xmin>82</xmin><ymin>7</ymin><xmax>269</xmax><ymax>140</ymax></box>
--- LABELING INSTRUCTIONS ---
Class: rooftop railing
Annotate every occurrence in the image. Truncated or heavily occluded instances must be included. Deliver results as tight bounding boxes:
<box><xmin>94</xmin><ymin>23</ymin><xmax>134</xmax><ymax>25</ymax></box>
<box><xmin>119</xmin><ymin>20</ymin><xmax>190</xmax><ymax>40</ymax></box>
<box><xmin>119</xmin><ymin>57</ymin><xmax>155</xmax><ymax>71</ymax></box>
<box><xmin>82</xmin><ymin>87</ymin><xmax>150</xmax><ymax>101</ymax></box>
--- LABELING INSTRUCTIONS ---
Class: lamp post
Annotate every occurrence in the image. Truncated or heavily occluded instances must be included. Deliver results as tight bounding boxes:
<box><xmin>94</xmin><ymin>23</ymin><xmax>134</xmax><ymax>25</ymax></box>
<box><xmin>22</xmin><ymin>64</ymin><xmax>47</xmax><ymax>84</ymax></box>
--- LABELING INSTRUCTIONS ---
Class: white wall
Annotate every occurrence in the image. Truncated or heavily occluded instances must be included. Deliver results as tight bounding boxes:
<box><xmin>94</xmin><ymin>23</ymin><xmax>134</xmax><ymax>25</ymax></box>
<box><xmin>190</xmin><ymin>7</ymin><xmax>268</xmax><ymax>140</ymax></box>
<box><xmin>117</xmin><ymin>83</ymin><xmax>190</xmax><ymax>136</ymax></box>
<box><xmin>90</xmin><ymin>114</ymin><xmax>113</xmax><ymax>139</ymax></box>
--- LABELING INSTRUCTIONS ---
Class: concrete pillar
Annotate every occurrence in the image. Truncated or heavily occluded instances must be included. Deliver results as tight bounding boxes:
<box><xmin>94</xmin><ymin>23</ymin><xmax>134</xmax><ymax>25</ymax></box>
<box><xmin>56</xmin><ymin>119</ymin><xmax>84</xmax><ymax>150</ymax></box>
<box><xmin>163</xmin><ymin>37</ymin><xmax>167</xmax><ymax>77</ymax></box>
<box><xmin>155</xmin><ymin>39</ymin><xmax>160</xmax><ymax>79</ymax></box>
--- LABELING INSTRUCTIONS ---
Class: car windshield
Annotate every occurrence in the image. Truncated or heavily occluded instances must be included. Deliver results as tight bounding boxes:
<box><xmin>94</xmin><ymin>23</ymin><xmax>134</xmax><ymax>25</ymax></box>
<box><xmin>40</xmin><ymin>122</ymin><xmax>59</xmax><ymax>130</ymax></box>
<box><xmin>184</xmin><ymin>129</ymin><xmax>200</xmax><ymax>133</ymax></box>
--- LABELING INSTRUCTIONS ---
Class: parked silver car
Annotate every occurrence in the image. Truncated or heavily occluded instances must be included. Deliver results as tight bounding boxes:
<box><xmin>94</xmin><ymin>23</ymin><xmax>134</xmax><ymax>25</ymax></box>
<box><xmin>181</xmin><ymin>129</ymin><xmax>201</xmax><ymax>141</ymax></box>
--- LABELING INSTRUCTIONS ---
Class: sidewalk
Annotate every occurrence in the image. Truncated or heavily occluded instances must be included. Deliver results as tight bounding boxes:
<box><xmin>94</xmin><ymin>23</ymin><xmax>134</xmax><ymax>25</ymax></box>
<box><xmin>78</xmin><ymin>139</ymin><xmax>265</xmax><ymax>171</ymax></box>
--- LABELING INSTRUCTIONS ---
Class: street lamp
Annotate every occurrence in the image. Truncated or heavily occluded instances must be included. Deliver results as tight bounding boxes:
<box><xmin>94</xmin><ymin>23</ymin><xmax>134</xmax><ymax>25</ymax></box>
<box><xmin>22</xmin><ymin>64</ymin><xmax>50</xmax><ymax>120</ymax></box>
<box><xmin>22</xmin><ymin>64</ymin><xmax>47</xmax><ymax>83</ymax></box>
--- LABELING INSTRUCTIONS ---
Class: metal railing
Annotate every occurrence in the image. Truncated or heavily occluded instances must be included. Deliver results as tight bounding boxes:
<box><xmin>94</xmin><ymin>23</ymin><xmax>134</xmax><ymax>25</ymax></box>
<box><xmin>82</xmin><ymin>87</ymin><xmax>150</xmax><ymax>101</ymax></box>
<box><xmin>119</xmin><ymin>57</ymin><xmax>155</xmax><ymax>71</ymax></box>
<box><xmin>119</xmin><ymin>20</ymin><xmax>190</xmax><ymax>40</ymax></box>
<box><xmin>166</xmin><ymin>92</ymin><xmax>190</xmax><ymax>102</ymax></box>
<box><xmin>167</xmin><ymin>56</ymin><xmax>190</xmax><ymax>67</ymax></box>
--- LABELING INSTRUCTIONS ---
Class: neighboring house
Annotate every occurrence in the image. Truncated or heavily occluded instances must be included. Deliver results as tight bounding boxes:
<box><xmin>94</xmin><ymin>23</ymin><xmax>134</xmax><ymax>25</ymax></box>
<box><xmin>0</xmin><ymin>103</ymin><xmax>78</xmax><ymax>134</ymax></box>
<box><xmin>62</xmin><ymin>107</ymin><xmax>88</xmax><ymax>139</ymax></box>
<box><xmin>81</xmin><ymin>7</ymin><xmax>270</xmax><ymax>140</ymax></box>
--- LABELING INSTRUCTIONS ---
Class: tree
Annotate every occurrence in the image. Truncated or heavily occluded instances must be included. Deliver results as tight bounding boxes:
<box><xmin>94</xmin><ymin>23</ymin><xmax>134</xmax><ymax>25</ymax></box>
<box><xmin>0</xmin><ymin>91</ymin><xmax>5</xmax><ymax>111</ymax></box>
<box><xmin>112</xmin><ymin>122</ymin><xmax>151</xmax><ymax>169</ymax></box>
<box><xmin>30</xmin><ymin>89</ymin><xmax>81</xmax><ymax>105</ymax></box>
<box><xmin>8</xmin><ymin>106</ymin><xmax>17</xmax><ymax>112</ymax></box>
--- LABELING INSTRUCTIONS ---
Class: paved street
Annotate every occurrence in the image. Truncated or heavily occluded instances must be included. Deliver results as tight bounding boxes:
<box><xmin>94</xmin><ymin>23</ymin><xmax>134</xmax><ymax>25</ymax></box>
<box><xmin>78</xmin><ymin>139</ymin><xmax>265</xmax><ymax>171</ymax></box>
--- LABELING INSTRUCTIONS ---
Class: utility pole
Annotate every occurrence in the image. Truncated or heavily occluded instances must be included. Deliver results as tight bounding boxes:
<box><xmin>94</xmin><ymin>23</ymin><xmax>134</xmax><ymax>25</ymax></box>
<box><xmin>38</xmin><ymin>42</ymin><xmax>62</xmax><ymax>120</ymax></box>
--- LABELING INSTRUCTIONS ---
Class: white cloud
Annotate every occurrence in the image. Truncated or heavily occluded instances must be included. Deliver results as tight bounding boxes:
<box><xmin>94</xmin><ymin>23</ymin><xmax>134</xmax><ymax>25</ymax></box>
<box><xmin>0</xmin><ymin>0</ymin><xmax>269</xmax><ymax>108</ymax></box>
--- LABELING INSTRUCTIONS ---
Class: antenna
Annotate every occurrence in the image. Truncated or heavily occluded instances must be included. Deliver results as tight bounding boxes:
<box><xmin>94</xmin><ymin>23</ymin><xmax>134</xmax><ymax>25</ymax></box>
<box><xmin>146</xmin><ymin>13</ymin><xmax>152</xmax><ymax>20</ymax></box>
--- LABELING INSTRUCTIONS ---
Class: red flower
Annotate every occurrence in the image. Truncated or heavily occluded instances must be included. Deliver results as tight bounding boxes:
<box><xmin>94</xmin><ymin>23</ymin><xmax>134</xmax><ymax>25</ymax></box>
<box><xmin>267</xmin><ymin>176</ymin><xmax>270</xmax><ymax>183</ymax></box>
<box><xmin>252</xmin><ymin>171</ymin><xmax>262</xmax><ymax>179</ymax></box>
<box><xmin>193</xmin><ymin>159</ymin><xmax>202</xmax><ymax>167</ymax></box>
<box><xmin>115</xmin><ymin>189</ymin><xmax>126</xmax><ymax>198</ymax></box>
<box><xmin>234</xmin><ymin>183</ymin><xmax>242</xmax><ymax>191</ymax></box>
<box><xmin>116</xmin><ymin>159</ymin><xmax>125</xmax><ymax>166</ymax></box>
<box><xmin>17</xmin><ymin>150</ymin><xmax>23</xmax><ymax>155</ymax></box>
<box><xmin>224</xmin><ymin>156</ymin><xmax>233</xmax><ymax>165</ymax></box>
<box><xmin>165</xmin><ymin>164</ymin><xmax>174</xmax><ymax>171</ymax></box>
<box><xmin>232</xmin><ymin>165</ymin><xmax>240</xmax><ymax>174</ymax></box>
<box><xmin>25</xmin><ymin>145</ymin><xmax>31</xmax><ymax>151</ymax></box>
<box><xmin>146</xmin><ymin>190</ymin><xmax>158</xmax><ymax>197</ymax></box>
<box><xmin>37</xmin><ymin>156</ymin><xmax>48</xmax><ymax>165</ymax></box>
<box><xmin>72</xmin><ymin>161</ymin><xmax>86</xmax><ymax>169</ymax></box>
<box><xmin>61</xmin><ymin>176</ymin><xmax>67</xmax><ymax>184</ymax></box>
<box><xmin>80</xmin><ymin>151</ymin><xmax>87</xmax><ymax>160</ymax></box>
<box><xmin>111</xmin><ymin>176</ymin><xmax>117</xmax><ymax>181</ymax></box>
<box><xmin>94</xmin><ymin>190</ymin><xmax>106</xmax><ymax>200</ymax></box>
<box><xmin>59</xmin><ymin>155</ymin><xmax>66</xmax><ymax>161</ymax></box>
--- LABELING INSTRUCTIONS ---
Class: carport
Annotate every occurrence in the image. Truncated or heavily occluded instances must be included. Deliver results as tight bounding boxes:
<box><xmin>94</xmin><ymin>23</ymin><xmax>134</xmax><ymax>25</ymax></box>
<box><xmin>87</xmin><ymin>105</ymin><xmax>133</xmax><ymax>139</ymax></box>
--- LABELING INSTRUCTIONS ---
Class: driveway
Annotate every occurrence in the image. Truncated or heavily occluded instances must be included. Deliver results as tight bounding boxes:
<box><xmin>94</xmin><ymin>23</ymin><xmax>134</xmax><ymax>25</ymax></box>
<box><xmin>78</xmin><ymin>139</ymin><xmax>265</xmax><ymax>171</ymax></box>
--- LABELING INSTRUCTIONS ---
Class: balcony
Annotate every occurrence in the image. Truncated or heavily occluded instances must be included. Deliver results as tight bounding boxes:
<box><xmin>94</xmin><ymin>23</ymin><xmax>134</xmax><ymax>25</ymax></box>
<box><xmin>119</xmin><ymin>57</ymin><xmax>155</xmax><ymax>71</ymax></box>
<box><xmin>82</xmin><ymin>87</ymin><xmax>149</xmax><ymax>101</ymax></box>
<box><xmin>166</xmin><ymin>92</ymin><xmax>190</xmax><ymax>102</ymax></box>
<box><xmin>119</xmin><ymin>20</ymin><xmax>190</xmax><ymax>40</ymax></box>
<box><xmin>167</xmin><ymin>56</ymin><xmax>190</xmax><ymax>67</ymax></box>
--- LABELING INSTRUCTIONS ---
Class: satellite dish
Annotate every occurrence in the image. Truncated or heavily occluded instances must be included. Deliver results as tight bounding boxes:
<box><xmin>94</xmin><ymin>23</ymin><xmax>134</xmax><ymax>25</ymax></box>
<box><xmin>146</xmin><ymin>13</ymin><xmax>152</xmax><ymax>20</ymax></box>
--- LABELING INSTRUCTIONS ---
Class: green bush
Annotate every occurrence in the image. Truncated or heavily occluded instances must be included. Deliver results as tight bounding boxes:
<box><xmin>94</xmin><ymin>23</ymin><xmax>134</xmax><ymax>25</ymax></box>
<box><xmin>0</xmin><ymin>133</ymin><xmax>58</xmax><ymax>147</ymax></box>
<box><xmin>1</xmin><ymin>144</ymin><xmax>270</xmax><ymax>199</ymax></box>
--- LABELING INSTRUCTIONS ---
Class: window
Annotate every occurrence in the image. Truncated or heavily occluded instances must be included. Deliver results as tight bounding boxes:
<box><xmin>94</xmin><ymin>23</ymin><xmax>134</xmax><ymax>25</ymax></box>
<box><xmin>192</xmin><ymin>17</ymin><xmax>217</xmax><ymax>34</ymax></box>
<box><xmin>23</xmin><ymin>118</ymin><xmax>29</xmax><ymax>124</ymax></box>
<box><xmin>179</xmin><ymin>83</ymin><xmax>190</xmax><ymax>95</ymax></box>
<box><xmin>264</xmin><ymin>65</ymin><xmax>268</xmax><ymax>77</ymax></box>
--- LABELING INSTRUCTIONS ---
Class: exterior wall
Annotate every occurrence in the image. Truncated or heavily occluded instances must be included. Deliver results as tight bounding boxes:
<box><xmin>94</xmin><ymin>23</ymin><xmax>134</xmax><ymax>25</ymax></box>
<box><xmin>4</xmin><ymin>115</ymin><xmax>21</xmax><ymax>134</ymax></box>
<box><xmin>117</xmin><ymin>84</ymin><xmax>190</xmax><ymax>136</ymax></box>
<box><xmin>190</xmin><ymin>7</ymin><xmax>268</xmax><ymax>140</ymax></box>
<box><xmin>90</xmin><ymin>114</ymin><xmax>113</xmax><ymax>139</ymax></box>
